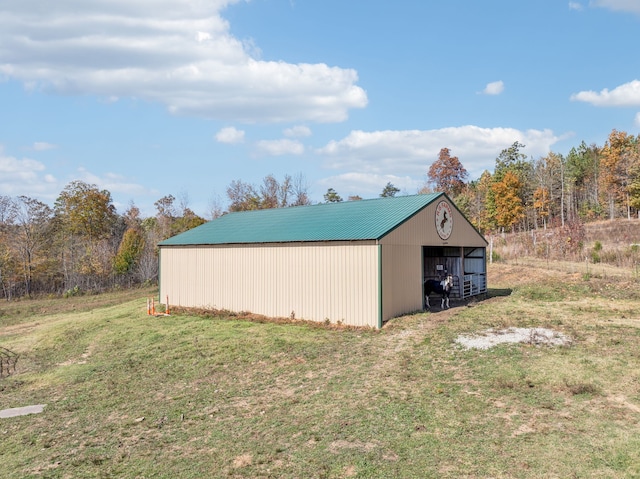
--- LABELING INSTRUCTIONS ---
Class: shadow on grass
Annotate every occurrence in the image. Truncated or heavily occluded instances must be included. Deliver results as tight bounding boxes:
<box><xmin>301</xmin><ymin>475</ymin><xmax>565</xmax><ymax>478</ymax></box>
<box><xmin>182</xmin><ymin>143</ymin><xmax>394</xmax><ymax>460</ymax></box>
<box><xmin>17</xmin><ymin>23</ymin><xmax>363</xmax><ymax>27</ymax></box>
<box><xmin>487</xmin><ymin>288</ymin><xmax>512</xmax><ymax>298</ymax></box>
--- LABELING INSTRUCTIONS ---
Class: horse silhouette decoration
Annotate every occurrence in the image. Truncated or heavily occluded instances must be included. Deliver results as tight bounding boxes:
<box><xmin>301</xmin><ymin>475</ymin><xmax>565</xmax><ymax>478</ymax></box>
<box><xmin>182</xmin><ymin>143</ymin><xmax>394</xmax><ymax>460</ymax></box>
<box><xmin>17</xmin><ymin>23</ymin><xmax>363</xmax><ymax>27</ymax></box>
<box><xmin>440</xmin><ymin>211</ymin><xmax>449</xmax><ymax>231</ymax></box>
<box><xmin>424</xmin><ymin>275</ymin><xmax>454</xmax><ymax>309</ymax></box>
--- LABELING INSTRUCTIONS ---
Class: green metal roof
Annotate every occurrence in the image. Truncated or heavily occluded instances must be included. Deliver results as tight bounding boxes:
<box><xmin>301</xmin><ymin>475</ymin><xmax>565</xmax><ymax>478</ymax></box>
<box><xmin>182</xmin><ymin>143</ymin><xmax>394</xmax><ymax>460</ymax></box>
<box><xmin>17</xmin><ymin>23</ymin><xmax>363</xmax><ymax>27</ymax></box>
<box><xmin>159</xmin><ymin>192</ymin><xmax>444</xmax><ymax>246</ymax></box>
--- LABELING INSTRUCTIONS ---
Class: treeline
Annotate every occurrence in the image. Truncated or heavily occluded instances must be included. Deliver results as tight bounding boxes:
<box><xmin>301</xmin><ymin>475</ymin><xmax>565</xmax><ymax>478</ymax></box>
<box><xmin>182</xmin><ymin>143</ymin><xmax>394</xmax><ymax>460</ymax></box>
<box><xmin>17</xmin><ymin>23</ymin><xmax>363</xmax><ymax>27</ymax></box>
<box><xmin>429</xmin><ymin>129</ymin><xmax>640</xmax><ymax>235</ymax></box>
<box><xmin>0</xmin><ymin>181</ymin><xmax>205</xmax><ymax>299</ymax></box>
<box><xmin>0</xmin><ymin>174</ymin><xmax>312</xmax><ymax>300</ymax></box>
<box><xmin>2</xmin><ymin>129</ymin><xmax>639</xmax><ymax>299</ymax></box>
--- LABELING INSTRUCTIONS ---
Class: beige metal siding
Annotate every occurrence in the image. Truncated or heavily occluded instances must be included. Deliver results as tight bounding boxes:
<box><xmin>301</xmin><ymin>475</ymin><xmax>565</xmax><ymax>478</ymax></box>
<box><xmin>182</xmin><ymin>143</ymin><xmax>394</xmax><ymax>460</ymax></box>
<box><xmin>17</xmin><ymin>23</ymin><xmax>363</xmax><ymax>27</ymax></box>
<box><xmin>381</xmin><ymin>244</ymin><xmax>423</xmax><ymax>320</ymax></box>
<box><xmin>160</xmin><ymin>241</ymin><xmax>380</xmax><ymax>328</ymax></box>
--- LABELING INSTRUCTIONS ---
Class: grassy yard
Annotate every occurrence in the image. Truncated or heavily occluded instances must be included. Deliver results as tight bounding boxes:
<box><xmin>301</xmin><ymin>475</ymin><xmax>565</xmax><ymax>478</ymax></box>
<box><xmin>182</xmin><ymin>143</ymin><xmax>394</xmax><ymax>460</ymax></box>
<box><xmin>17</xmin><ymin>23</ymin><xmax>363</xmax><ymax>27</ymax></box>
<box><xmin>1</xmin><ymin>264</ymin><xmax>639</xmax><ymax>478</ymax></box>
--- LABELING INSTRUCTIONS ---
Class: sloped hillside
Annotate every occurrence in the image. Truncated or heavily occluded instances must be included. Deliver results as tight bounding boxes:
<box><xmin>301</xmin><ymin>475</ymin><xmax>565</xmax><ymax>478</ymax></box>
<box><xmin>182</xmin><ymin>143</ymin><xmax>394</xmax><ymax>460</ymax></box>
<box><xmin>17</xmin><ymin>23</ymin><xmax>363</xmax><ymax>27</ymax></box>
<box><xmin>492</xmin><ymin>218</ymin><xmax>640</xmax><ymax>269</ymax></box>
<box><xmin>584</xmin><ymin>219</ymin><xmax>640</xmax><ymax>248</ymax></box>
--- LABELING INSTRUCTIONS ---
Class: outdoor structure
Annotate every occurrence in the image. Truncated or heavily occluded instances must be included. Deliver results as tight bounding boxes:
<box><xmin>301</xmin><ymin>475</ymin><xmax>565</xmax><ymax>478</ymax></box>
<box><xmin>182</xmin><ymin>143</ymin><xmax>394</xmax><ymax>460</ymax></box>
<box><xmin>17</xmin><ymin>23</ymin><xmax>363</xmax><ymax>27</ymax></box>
<box><xmin>158</xmin><ymin>192</ymin><xmax>487</xmax><ymax>329</ymax></box>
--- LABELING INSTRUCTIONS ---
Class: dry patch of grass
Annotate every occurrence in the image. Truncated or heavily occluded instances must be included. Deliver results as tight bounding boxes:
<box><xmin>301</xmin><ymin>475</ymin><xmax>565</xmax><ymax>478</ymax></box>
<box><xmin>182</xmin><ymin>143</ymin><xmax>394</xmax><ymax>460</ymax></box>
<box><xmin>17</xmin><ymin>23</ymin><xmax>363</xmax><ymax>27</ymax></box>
<box><xmin>0</xmin><ymin>286</ymin><xmax>157</xmax><ymax>329</ymax></box>
<box><xmin>492</xmin><ymin>218</ymin><xmax>640</xmax><ymax>272</ymax></box>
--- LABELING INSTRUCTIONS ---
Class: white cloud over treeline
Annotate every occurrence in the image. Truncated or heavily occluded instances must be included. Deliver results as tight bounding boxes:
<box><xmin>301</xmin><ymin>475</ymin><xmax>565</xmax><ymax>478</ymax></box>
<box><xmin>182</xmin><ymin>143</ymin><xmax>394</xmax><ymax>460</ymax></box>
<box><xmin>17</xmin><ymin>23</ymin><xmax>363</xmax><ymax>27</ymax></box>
<box><xmin>0</xmin><ymin>147</ymin><xmax>56</xmax><ymax>197</ymax></box>
<box><xmin>318</xmin><ymin>126</ymin><xmax>560</xmax><ymax>184</ymax></box>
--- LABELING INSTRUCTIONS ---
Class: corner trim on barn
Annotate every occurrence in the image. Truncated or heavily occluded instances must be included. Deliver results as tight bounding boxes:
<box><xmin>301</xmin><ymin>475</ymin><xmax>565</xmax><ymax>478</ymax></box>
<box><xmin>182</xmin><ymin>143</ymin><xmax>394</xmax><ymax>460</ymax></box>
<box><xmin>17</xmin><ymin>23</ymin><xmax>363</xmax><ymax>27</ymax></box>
<box><xmin>378</xmin><ymin>244</ymin><xmax>383</xmax><ymax>330</ymax></box>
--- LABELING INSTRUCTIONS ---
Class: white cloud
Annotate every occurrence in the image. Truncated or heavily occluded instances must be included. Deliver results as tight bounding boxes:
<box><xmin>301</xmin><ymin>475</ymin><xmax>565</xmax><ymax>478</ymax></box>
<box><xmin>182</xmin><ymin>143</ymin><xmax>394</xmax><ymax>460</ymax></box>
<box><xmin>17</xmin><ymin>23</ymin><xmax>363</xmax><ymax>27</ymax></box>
<box><xmin>0</xmin><ymin>154</ymin><xmax>45</xmax><ymax>177</ymax></box>
<box><xmin>481</xmin><ymin>80</ymin><xmax>504</xmax><ymax>96</ymax></box>
<box><xmin>196</xmin><ymin>31</ymin><xmax>213</xmax><ymax>43</ymax></box>
<box><xmin>0</xmin><ymin>146</ymin><xmax>158</xmax><ymax>211</ymax></box>
<box><xmin>570</xmin><ymin>80</ymin><xmax>640</xmax><ymax>107</ymax></box>
<box><xmin>215</xmin><ymin>126</ymin><xmax>245</xmax><ymax>144</ymax></box>
<box><xmin>255</xmin><ymin>139</ymin><xmax>305</xmax><ymax>156</ymax></box>
<box><xmin>569</xmin><ymin>2</ymin><xmax>583</xmax><ymax>11</ymax></box>
<box><xmin>591</xmin><ymin>0</ymin><xmax>640</xmax><ymax>14</ymax></box>
<box><xmin>0</xmin><ymin>147</ymin><xmax>58</xmax><ymax>198</ymax></box>
<box><xmin>283</xmin><ymin>125</ymin><xmax>312</xmax><ymax>138</ymax></box>
<box><xmin>0</xmin><ymin>0</ymin><xmax>367</xmax><ymax>123</ymax></box>
<box><xmin>317</xmin><ymin>126</ymin><xmax>561</xmax><ymax>181</ymax></box>
<box><xmin>76</xmin><ymin>167</ymin><xmax>153</xmax><ymax>196</ymax></box>
<box><xmin>32</xmin><ymin>142</ymin><xmax>58</xmax><ymax>151</ymax></box>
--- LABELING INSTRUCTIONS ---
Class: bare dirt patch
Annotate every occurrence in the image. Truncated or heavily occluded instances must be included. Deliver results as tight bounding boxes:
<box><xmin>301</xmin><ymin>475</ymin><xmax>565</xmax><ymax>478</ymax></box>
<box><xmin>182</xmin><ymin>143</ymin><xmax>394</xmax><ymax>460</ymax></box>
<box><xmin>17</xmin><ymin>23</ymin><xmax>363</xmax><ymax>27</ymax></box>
<box><xmin>608</xmin><ymin>395</ymin><xmax>640</xmax><ymax>414</ymax></box>
<box><xmin>0</xmin><ymin>321</ymin><xmax>41</xmax><ymax>338</ymax></box>
<box><xmin>232</xmin><ymin>453</ymin><xmax>253</xmax><ymax>468</ymax></box>
<box><xmin>58</xmin><ymin>348</ymin><xmax>92</xmax><ymax>366</ymax></box>
<box><xmin>329</xmin><ymin>439</ymin><xmax>379</xmax><ymax>453</ymax></box>
<box><xmin>455</xmin><ymin>327</ymin><xmax>573</xmax><ymax>350</ymax></box>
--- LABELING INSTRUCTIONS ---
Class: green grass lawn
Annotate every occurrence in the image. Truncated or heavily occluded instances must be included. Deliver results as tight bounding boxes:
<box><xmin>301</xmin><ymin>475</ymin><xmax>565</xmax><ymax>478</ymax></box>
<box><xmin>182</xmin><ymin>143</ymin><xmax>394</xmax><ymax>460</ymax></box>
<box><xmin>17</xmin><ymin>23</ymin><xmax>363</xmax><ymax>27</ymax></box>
<box><xmin>1</xmin><ymin>265</ymin><xmax>639</xmax><ymax>478</ymax></box>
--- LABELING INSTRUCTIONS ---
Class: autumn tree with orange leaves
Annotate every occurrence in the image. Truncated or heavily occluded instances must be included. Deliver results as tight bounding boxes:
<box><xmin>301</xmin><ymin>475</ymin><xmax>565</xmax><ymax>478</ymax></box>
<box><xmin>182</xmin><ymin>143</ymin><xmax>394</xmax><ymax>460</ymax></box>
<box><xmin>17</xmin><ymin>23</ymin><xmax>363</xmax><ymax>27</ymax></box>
<box><xmin>427</xmin><ymin>148</ymin><xmax>468</xmax><ymax>196</ymax></box>
<box><xmin>599</xmin><ymin>129</ymin><xmax>640</xmax><ymax>219</ymax></box>
<box><xmin>491</xmin><ymin>171</ymin><xmax>525</xmax><ymax>232</ymax></box>
<box><xmin>533</xmin><ymin>186</ymin><xmax>551</xmax><ymax>229</ymax></box>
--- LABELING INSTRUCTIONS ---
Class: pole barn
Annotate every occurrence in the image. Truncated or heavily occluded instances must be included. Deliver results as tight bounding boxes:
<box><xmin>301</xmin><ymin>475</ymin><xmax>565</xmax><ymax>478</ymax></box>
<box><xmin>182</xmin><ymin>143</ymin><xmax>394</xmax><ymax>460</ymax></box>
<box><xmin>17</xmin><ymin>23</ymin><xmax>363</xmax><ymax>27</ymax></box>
<box><xmin>158</xmin><ymin>193</ymin><xmax>487</xmax><ymax>328</ymax></box>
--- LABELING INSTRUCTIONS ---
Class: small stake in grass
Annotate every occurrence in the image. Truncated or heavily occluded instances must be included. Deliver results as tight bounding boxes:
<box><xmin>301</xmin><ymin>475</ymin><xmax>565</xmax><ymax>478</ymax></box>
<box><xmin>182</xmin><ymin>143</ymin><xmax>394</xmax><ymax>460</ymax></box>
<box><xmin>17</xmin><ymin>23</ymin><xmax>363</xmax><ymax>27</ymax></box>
<box><xmin>147</xmin><ymin>296</ymin><xmax>171</xmax><ymax>317</ymax></box>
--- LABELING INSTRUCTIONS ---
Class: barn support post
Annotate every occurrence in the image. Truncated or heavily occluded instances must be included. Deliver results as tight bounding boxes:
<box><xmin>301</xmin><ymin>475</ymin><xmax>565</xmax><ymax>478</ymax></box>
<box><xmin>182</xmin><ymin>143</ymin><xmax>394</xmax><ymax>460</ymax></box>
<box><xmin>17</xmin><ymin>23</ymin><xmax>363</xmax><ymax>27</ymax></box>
<box><xmin>460</xmin><ymin>246</ymin><xmax>464</xmax><ymax>299</ymax></box>
<box><xmin>421</xmin><ymin>245</ymin><xmax>425</xmax><ymax>310</ymax></box>
<box><xmin>377</xmin><ymin>244</ymin><xmax>383</xmax><ymax>329</ymax></box>
<box><xmin>378</xmin><ymin>244</ymin><xmax>383</xmax><ymax>329</ymax></box>
<box><xmin>158</xmin><ymin>247</ymin><xmax>163</xmax><ymax>308</ymax></box>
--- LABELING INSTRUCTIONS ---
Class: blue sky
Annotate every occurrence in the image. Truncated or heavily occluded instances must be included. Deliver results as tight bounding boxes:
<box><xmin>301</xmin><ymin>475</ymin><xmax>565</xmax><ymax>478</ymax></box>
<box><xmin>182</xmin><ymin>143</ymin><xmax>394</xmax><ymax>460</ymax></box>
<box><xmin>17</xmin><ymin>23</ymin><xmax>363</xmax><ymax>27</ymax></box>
<box><xmin>1</xmin><ymin>0</ymin><xmax>640</xmax><ymax>217</ymax></box>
